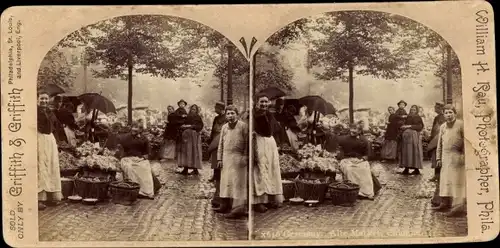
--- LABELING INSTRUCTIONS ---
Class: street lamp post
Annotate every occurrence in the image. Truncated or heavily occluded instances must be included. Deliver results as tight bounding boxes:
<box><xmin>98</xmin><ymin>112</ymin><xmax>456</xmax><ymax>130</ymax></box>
<box><xmin>226</xmin><ymin>44</ymin><xmax>234</xmax><ymax>105</ymax></box>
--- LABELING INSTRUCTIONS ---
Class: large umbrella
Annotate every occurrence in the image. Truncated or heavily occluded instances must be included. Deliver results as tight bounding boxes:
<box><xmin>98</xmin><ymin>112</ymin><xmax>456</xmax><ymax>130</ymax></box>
<box><xmin>257</xmin><ymin>87</ymin><xmax>287</xmax><ymax>100</ymax></box>
<box><xmin>283</xmin><ymin>98</ymin><xmax>302</xmax><ymax>115</ymax></box>
<box><xmin>298</xmin><ymin>95</ymin><xmax>336</xmax><ymax>116</ymax></box>
<box><xmin>78</xmin><ymin>93</ymin><xmax>116</xmax><ymax>114</ymax></box>
<box><xmin>40</xmin><ymin>84</ymin><xmax>65</xmax><ymax>97</ymax></box>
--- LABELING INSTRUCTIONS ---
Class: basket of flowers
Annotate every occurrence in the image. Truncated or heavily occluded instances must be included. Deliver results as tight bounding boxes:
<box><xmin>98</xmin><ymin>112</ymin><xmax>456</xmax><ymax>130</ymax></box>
<box><xmin>74</xmin><ymin>173</ymin><xmax>112</xmax><ymax>201</ymax></box>
<box><xmin>279</xmin><ymin>154</ymin><xmax>301</xmax><ymax>179</ymax></box>
<box><xmin>109</xmin><ymin>180</ymin><xmax>141</xmax><ymax>205</ymax></box>
<box><xmin>59</xmin><ymin>151</ymin><xmax>82</xmax><ymax>178</ymax></box>
<box><xmin>329</xmin><ymin>180</ymin><xmax>360</xmax><ymax>206</ymax></box>
<box><xmin>294</xmin><ymin>176</ymin><xmax>331</xmax><ymax>203</ymax></box>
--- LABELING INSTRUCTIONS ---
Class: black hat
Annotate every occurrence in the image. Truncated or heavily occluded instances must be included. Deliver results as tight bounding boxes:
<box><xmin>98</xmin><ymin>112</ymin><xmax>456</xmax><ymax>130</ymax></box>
<box><xmin>215</xmin><ymin>101</ymin><xmax>225</xmax><ymax>108</ymax></box>
<box><xmin>397</xmin><ymin>100</ymin><xmax>407</xmax><ymax>107</ymax></box>
<box><xmin>435</xmin><ymin>102</ymin><xmax>444</xmax><ymax>107</ymax></box>
<box><xmin>177</xmin><ymin>99</ymin><xmax>187</xmax><ymax>106</ymax></box>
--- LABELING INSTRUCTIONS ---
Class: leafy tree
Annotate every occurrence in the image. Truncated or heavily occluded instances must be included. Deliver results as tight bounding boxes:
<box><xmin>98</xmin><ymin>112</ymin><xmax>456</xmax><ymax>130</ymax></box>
<box><xmin>37</xmin><ymin>47</ymin><xmax>75</xmax><ymax>88</ymax></box>
<box><xmin>254</xmin><ymin>48</ymin><xmax>294</xmax><ymax>93</ymax></box>
<box><xmin>309</xmin><ymin>11</ymin><xmax>420</xmax><ymax>123</ymax></box>
<box><xmin>59</xmin><ymin>15</ymin><xmax>216</xmax><ymax>124</ymax></box>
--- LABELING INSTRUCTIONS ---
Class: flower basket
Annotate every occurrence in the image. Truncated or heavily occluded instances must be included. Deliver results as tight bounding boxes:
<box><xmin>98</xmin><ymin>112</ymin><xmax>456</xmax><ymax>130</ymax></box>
<box><xmin>109</xmin><ymin>180</ymin><xmax>140</xmax><ymax>206</ymax></box>
<box><xmin>281</xmin><ymin>171</ymin><xmax>300</xmax><ymax>180</ymax></box>
<box><xmin>294</xmin><ymin>177</ymin><xmax>331</xmax><ymax>203</ymax></box>
<box><xmin>61</xmin><ymin>178</ymin><xmax>74</xmax><ymax>199</ymax></box>
<box><xmin>81</xmin><ymin>167</ymin><xmax>116</xmax><ymax>180</ymax></box>
<box><xmin>329</xmin><ymin>181</ymin><xmax>360</xmax><ymax>206</ymax></box>
<box><xmin>281</xmin><ymin>180</ymin><xmax>296</xmax><ymax>201</ymax></box>
<box><xmin>74</xmin><ymin>174</ymin><xmax>111</xmax><ymax>201</ymax></box>
<box><xmin>60</xmin><ymin>168</ymin><xmax>81</xmax><ymax>178</ymax></box>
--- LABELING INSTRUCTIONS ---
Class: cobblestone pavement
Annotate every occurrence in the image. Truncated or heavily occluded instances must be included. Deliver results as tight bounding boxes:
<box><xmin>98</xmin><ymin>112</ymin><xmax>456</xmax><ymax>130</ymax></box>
<box><xmin>252</xmin><ymin>161</ymin><xmax>468</xmax><ymax>240</ymax></box>
<box><xmin>39</xmin><ymin>161</ymin><xmax>248</xmax><ymax>241</ymax></box>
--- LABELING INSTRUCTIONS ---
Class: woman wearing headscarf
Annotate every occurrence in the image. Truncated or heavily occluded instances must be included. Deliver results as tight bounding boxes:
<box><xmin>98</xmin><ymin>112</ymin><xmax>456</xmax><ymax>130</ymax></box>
<box><xmin>173</xmin><ymin>100</ymin><xmax>188</xmax><ymax>162</ymax></box>
<box><xmin>381</xmin><ymin>106</ymin><xmax>398</xmax><ymax>161</ymax></box>
<box><xmin>177</xmin><ymin>104</ymin><xmax>204</xmax><ymax>175</ymax></box>
<box><xmin>399</xmin><ymin>105</ymin><xmax>424</xmax><ymax>175</ymax></box>
<box><xmin>161</xmin><ymin>105</ymin><xmax>177</xmax><ymax>160</ymax></box>
<box><xmin>252</xmin><ymin>93</ymin><xmax>283</xmax><ymax>213</ymax></box>
<box><xmin>37</xmin><ymin>91</ymin><xmax>63</xmax><ymax>210</ymax></box>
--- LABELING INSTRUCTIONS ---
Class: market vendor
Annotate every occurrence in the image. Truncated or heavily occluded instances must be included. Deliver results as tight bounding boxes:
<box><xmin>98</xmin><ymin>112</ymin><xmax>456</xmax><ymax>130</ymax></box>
<box><xmin>253</xmin><ymin>93</ymin><xmax>283</xmax><ymax>213</ymax></box>
<box><xmin>337</xmin><ymin>124</ymin><xmax>381</xmax><ymax>200</ymax></box>
<box><xmin>54</xmin><ymin>99</ymin><xmax>79</xmax><ymax>147</ymax></box>
<box><xmin>37</xmin><ymin>91</ymin><xmax>63</xmax><ymax>210</ymax></box>
<box><xmin>213</xmin><ymin>105</ymin><xmax>249</xmax><ymax>219</ymax></box>
<box><xmin>116</xmin><ymin>122</ymin><xmax>161</xmax><ymax>199</ymax></box>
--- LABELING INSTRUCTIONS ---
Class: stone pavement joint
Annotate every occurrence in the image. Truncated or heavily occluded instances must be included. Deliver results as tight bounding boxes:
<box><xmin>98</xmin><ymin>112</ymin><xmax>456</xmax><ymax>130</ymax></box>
<box><xmin>39</xmin><ymin>161</ymin><xmax>248</xmax><ymax>241</ymax></box>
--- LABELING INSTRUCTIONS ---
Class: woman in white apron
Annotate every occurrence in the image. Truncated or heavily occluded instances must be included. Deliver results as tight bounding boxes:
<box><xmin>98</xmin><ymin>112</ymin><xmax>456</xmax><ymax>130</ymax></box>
<box><xmin>37</xmin><ymin>91</ymin><xmax>63</xmax><ymax>210</ymax></box>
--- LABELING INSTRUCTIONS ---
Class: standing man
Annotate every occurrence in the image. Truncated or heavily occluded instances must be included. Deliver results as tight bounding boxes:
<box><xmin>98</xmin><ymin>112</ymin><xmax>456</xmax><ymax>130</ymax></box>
<box><xmin>428</xmin><ymin>103</ymin><xmax>446</xmax><ymax>182</ymax></box>
<box><xmin>208</xmin><ymin>102</ymin><xmax>226</xmax><ymax>207</ymax></box>
<box><xmin>213</xmin><ymin>105</ymin><xmax>249</xmax><ymax>219</ymax></box>
<box><xmin>431</xmin><ymin>105</ymin><xmax>465</xmax><ymax>217</ymax></box>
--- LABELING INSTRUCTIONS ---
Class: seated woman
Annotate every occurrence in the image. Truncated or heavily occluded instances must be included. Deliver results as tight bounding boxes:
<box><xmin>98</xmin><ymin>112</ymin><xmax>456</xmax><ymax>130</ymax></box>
<box><xmin>115</xmin><ymin>122</ymin><xmax>161</xmax><ymax>199</ymax></box>
<box><xmin>337</xmin><ymin>124</ymin><xmax>382</xmax><ymax>200</ymax></box>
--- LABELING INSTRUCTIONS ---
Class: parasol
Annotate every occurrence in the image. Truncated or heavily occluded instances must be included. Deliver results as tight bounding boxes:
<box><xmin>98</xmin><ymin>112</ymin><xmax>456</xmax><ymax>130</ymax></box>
<box><xmin>257</xmin><ymin>87</ymin><xmax>287</xmax><ymax>100</ymax></box>
<box><xmin>283</xmin><ymin>98</ymin><xmax>302</xmax><ymax>116</ymax></box>
<box><xmin>78</xmin><ymin>93</ymin><xmax>116</xmax><ymax>114</ymax></box>
<box><xmin>298</xmin><ymin>95</ymin><xmax>336</xmax><ymax>116</ymax></box>
<box><xmin>39</xmin><ymin>84</ymin><xmax>65</xmax><ymax>97</ymax></box>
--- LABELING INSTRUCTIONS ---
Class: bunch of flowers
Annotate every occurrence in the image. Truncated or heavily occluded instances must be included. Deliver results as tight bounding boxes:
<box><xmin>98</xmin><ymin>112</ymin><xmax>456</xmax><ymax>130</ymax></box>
<box><xmin>59</xmin><ymin>151</ymin><xmax>79</xmax><ymax>170</ymax></box>
<box><xmin>279</xmin><ymin>154</ymin><xmax>301</xmax><ymax>174</ymax></box>
<box><xmin>76</xmin><ymin>152</ymin><xmax>119</xmax><ymax>171</ymax></box>
<box><xmin>297</xmin><ymin>143</ymin><xmax>339</xmax><ymax>173</ymax></box>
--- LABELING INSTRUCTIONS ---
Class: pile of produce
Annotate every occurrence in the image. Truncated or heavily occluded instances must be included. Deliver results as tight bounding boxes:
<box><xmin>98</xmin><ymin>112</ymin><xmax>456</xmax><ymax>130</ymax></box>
<box><xmin>297</xmin><ymin>178</ymin><xmax>329</xmax><ymax>184</ymax></box>
<box><xmin>77</xmin><ymin>176</ymin><xmax>109</xmax><ymax>183</ymax></box>
<box><xmin>330</xmin><ymin>181</ymin><xmax>359</xmax><ymax>190</ymax></box>
<box><xmin>59</xmin><ymin>151</ymin><xmax>79</xmax><ymax>170</ymax></box>
<box><xmin>76</xmin><ymin>153</ymin><xmax>120</xmax><ymax>171</ymax></box>
<box><xmin>297</xmin><ymin>144</ymin><xmax>339</xmax><ymax>173</ymax></box>
<box><xmin>76</xmin><ymin>141</ymin><xmax>99</xmax><ymax>157</ymax></box>
<box><xmin>279</xmin><ymin>154</ymin><xmax>301</xmax><ymax>174</ymax></box>
<box><xmin>111</xmin><ymin>181</ymin><xmax>140</xmax><ymax>189</ymax></box>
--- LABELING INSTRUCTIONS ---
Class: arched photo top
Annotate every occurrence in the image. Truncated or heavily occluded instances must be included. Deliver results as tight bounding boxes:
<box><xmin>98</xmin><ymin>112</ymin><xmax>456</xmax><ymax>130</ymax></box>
<box><xmin>255</xmin><ymin>10</ymin><xmax>462</xmax><ymax>122</ymax></box>
<box><xmin>37</xmin><ymin>14</ymin><xmax>250</xmax><ymax>123</ymax></box>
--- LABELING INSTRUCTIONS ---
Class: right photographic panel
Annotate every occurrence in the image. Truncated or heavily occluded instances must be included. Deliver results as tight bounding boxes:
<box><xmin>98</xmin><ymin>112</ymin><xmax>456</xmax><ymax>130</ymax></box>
<box><xmin>251</xmin><ymin>10</ymin><xmax>467</xmax><ymax>240</ymax></box>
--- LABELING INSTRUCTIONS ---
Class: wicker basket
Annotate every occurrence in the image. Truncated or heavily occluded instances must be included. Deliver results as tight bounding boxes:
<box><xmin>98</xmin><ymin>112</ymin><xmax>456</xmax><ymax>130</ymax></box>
<box><xmin>74</xmin><ymin>174</ymin><xmax>111</xmax><ymax>201</ymax></box>
<box><xmin>329</xmin><ymin>181</ymin><xmax>360</xmax><ymax>206</ymax></box>
<box><xmin>282</xmin><ymin>180</ymin><xmax>296</xmax><ymax>201</ymax></box>
<box><xmin>61</xmin><ymin>178</ymin><xmax>75</xmax><ymax>199</ymax></box>
<box><xmin>60</xmin><ymin>168</ymin><xmax>81</xmax><ymax>178</ymax></box>
<box><xmin>109</xmin><ymin>180</ymin><xmax>140</xmax><ymax>205</ymax></box>
<box><xmin>295</xmin><ymin>177</ymin><xmax>331</xmax><ymax>203</ymax></box>
<box><xmin>281</xmin><ymin>172</ymin><xmax>300</xmax><ymax>180</ymax></box>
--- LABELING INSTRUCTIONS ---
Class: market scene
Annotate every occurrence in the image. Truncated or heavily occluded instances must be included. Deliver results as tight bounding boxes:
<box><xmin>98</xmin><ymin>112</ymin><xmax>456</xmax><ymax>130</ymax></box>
<box><xmin>251</xmin><ymin>11</ymin><xmax>467</xmax><ymax>239</ymax></box>
<box><xmin>37</xmin><ymin>15</ymin><xmax>250</xmax><ymax>241</ymax></box>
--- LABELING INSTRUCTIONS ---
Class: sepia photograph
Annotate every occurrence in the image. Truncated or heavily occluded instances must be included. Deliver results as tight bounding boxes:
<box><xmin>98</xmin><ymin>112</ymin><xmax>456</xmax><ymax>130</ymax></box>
<box><xmin>251</xmin><ymin>10</ymin><xmax>467</xmax><ymax>240</ymax></box>
<box><xmin>35</xmin><ymin>14</ymin><xmax>249</xmax><ymax>241</ymax></box>
<box><xmin>1</xmin><ymin>2</ymin><xmax>497</xmax><ymax>247</ymax></box>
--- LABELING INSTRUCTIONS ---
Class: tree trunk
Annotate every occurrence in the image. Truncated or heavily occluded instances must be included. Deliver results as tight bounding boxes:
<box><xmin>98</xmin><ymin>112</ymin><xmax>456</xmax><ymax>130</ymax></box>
<box><xmin>220</xmin><ymin>48</ymin><xmax>224</xmax><ymax>102</ymax></box>
<box><xmin>348</xmin><ymin>65</ymin><xmax>354</xmax><ymax>124</ymax></box>
<box><xmin>446</xmin><ymin>45</ymin><xmax>453</xmax><ymax>104</ymax></box>
<box><xmin>82</xmin><ymin>54</ymin><xmax>88</xmax><ymax>93</ymax></box>
<box><xmin>127</xmin><ymin>60</ymin><xmax>133</xmax><ymax>125</ymax></box>
<box><xmin>252</xmin><ymin>51</ymin><xmax>257</xmax><ymax>97</ymax></box>
<box><xmin>226</xmin><ymin>45</ymin><xmax>234</xmax><ymax>105</ymax></box>
<box><xmin>441</xmin><ymin>77</ymin><xmax>446</xmax><ymax>104</ymax></box>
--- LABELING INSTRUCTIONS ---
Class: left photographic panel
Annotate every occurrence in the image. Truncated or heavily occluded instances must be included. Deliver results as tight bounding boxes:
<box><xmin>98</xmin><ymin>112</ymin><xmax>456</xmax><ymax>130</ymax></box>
<box><xmin>35</xmin><ymin>14</ymin><xmax>250</xmax><ymax>242</ymax></box>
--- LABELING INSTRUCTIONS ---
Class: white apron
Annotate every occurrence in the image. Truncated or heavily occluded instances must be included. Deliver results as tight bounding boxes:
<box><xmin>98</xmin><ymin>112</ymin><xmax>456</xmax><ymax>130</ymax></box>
<box><xmin>120</xmin><ymin>157</ymin><xmax>155</xmax><ymax>197</ymax></box>
<box><xmin>38</xmin><ymin>132</ymin><xmax>62</xmax><ymax>200</ymax></box>
<box><xmin>339</xmin><ymin>158</ymin><xmax>375</xmax><ymax>198</ymax></box>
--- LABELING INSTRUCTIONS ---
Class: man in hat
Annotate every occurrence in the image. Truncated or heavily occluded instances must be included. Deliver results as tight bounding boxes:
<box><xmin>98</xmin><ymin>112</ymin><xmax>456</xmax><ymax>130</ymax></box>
<box><xmin>173</xmin><ymin>99</ymin><xmax>188</xmax><ymax>161</ymax></box>
<box><xmin>429</xmin><ymin>102</ymin><xmax>446</xmax><ymax>205</ymax></box>
<box><xmin>208</xmin><ymin>102</ymin><xmax>227</xmax><ymax>207</ymax></box>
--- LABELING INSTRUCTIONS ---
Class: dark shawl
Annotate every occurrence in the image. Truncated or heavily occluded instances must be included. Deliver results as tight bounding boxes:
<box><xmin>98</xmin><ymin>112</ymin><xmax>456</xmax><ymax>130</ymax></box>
<box><xmin>405</xmin><ymin>114</ymin><xmax>424</xmax><ymax>132</ymax></box>
<box><xmin>254</xmin><ymin>109</ymin><xmax>276</xmax><ymax>138</ymax></box>
<box><xmin>431</xmin><ymin>114</ymin><xmax>446</xmax><ymax>139</ymax></box>
<box><xmin>384</xmin><ymin>113</ymin><xmax>400</xmax><ymax>141</ymax></box>
<box><xmin>337</xmin><ymin>134</ymin><xmax>371</xmax><ymax>159</ymax></box>
<box><xmin>118</xmin><ymin>133</ymin><xmax>151</xmax><ymax>157</ymax></box>
<box><xmin>37</xmin><ymin>106</ymin><xmax>60</xmax><ymax>140</ymax></box>
<box><xmin>185</xmin><ymin>113</ymin><xmax>204</xmax><ymax>132</ymax></box>
<box><xmin>164</xmin><ymin>113</ymin><xmax>179</xmax><ymax>140</ymax></box>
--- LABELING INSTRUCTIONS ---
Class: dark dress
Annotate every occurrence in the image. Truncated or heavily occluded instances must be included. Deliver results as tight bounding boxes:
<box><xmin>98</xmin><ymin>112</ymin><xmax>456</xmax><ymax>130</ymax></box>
<box><xmin>337</xmin><ymin>135</ymin><xmax>381</xmax><ymax>195</ymax></box>
<box><xmin>381</xmin><ymin>113</ymin><xmax>400</xmax><ymax>160</ymax></box>
<box><xmin>400</xmin><ymin>114</ymin><xmax>424</xmax><ymax>169</ymax></box>
<box><xmin>209</xmin><ymin>114</ymin><xmax>227</xmax><ymax>169</ymax></box>
<box><xmin>177</xmin><ymin>114</ymin><xmax>204</xmax><ymax>169</ymax></box>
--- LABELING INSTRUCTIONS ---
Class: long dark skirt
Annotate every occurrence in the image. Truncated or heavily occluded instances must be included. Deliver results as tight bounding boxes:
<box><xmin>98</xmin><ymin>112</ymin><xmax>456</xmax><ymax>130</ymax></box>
<box><xmin>381</xmin><ymin>140</ymin><xmax>397</xmax><ymax>160</ymax></box>
<box><xmin>399</xmin><ymin>129</ymin><xmax>423</xmax><ymax>169</ymax></box>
